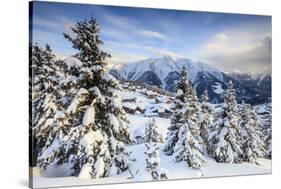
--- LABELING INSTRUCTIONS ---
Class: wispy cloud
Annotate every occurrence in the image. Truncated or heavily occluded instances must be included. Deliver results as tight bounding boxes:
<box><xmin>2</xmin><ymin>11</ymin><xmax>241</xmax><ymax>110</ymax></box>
<box><xmin>146</xmin><ymin>46</ymin><xmax>183</xmax><ymax>59</ymax></box>
<box><xmin>33</xmin><ymin>16</ymin><xmax>74</xmax><ymax>34</ymax></box>
<box><xmin>101</xmin><ymin>8</ymin><xmax>169</xmax><ymax>42</ymax></box>
<box><xmin>102</xmin><ymin>13</ymin><xmax>137</xmax><ymax>31</ymax></box>
<box><xmin>104</xmin><ymin>40</ymin><xmax>141</xmax><ymax>50</ymax></box>
<box><xmin>136</xmin><ymin>30</ymin><xmax>169</xmax><ymax>40</ymax></box>
<box><xmin>214</xmin><ymin>33</ymin><xmax>229</xmax><ymax>41</ymax></box>
<box><xmin>33</xmin><ymin>17</ymin><xmax>61</xmax><ymax>30</ymax></box>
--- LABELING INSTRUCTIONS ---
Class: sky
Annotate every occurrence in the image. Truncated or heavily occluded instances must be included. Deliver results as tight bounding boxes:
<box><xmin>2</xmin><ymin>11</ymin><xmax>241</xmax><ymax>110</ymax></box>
<box><xmin>30</xmin><ymin>1</ymin><xmax>272</xmax><ymax>74</ymax></box>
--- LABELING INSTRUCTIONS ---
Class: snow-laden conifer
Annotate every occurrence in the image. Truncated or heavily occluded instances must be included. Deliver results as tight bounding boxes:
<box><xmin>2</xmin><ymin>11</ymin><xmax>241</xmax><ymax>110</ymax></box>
<box><xmin>258</xmin><ymin>103</ymin><xmax>272</xmax><ymax>159</ymax></box>
<box><xmin>31</xmin><ymin>44</ymin><xmax>65</xmax><ymax>161</ymax></box>
<box><xmin>164</xmin><ymin>66</ymin><xmax>204</xmax><ymax>169</ymax></box>
<box><xmin>144</xmin><ymin>141</ymin><xmax>168</xmax><ymax>180</ymax></box>
<box><xmin>145</xmin><ymin>142</ymin><xmax>161</xmax><ymax>180</ymax></box>
<box><xmin>207</xmin><ymin>81</ymin><xmax>242</xmax><ymax>163</ymax></box>
<box><xmin>145</xmin><ymin>118</ymin><xmax>164</xmax><ymax>143</ymax></box>
<box><xmin>198</xmin><ymin>90</ymin><xmax>213</xmax><ymax>152</ymax></box>
<box><xmin>240</xmin><ymin>104</ymin><xmax>265</xmax><ymax>164</ymax></box>
<box><xmin>37</xmin><ymin>16</ymin><xmax>133</xmax><ymax>178</ymax></box>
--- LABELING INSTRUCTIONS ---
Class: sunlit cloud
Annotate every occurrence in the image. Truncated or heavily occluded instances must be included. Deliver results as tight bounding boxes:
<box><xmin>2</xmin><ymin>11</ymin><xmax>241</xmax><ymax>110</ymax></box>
<box><xmin>214</xmin><ymin>33</ymin><xmax>229</xmax><ymax>42</ymax></box>
<box><xmin>136</xmin><ymin>30</ymin><xmax>169</xmax><ymax>41</ymax></box>
<box><xmin>146</xmin><ymin>46</ymin><xmax>183</xmax><ymax>59</ymax></box>
<box><xmin>199</xmin><ymin>32</ymin><xmax>271</xmax><ymax>73</ymax></box>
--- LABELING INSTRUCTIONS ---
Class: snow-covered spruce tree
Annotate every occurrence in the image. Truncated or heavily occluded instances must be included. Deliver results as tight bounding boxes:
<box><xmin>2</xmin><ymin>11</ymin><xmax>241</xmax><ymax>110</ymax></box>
<box><xmin>145</xmin><ymin>142</ymin><xmax>168</xmax><ymax>181</ymax></box>
<box><xmin>31</xmin><ymin>44</ymin><xmax>65</xmax><ymax>160</ymax></box>
<box><xmin>240</xmin><ymin>104</ymin><xmax>265</xmax><ymax>164</ymax></box>
<box><xmin>165</xmin><ymin>66</ymin><xmax>191</xmax><ymax>154</ymax></box>
<box><xmin>31</xmin><ymin>44</ymin><xmax>55</xmax><ymax>130</ymax></box>
<box><xmin>31</xmin><ymin>43</ymin><xmax>48</xmax><ymax>164</ymax></box>
<box><xmin>37</xmin><ymin>17</ymin><xmax>133</xmax><ymax>179</ymax></box>
<box><xmin>264</xmin><ymin>130</ymin><xmax>272</xmax><ymax>159</ymax></box>
<box><xmin>258</xmin><ymin>103</ymin><xmax>272</xmax><ymax>159</ymax></box>
<box><xmin>263</xmin><ymin>124</ymin><xmax>272</xmax><ymax>159</ymax></box>
<box><xmin>145</xmin><ymin>117</ymin><xmax>164</xmax><ymax>143</ymax></box>
<box><xmin>145</xmin><ymin>142</ymin><xmax>161</xmax><ymax>180</ymax></box>
<box><xmin>198</xmin><ymin>90</ymin><xmax>214</xmax><ymax>150</ymax></box>
<box><xmin>33</xmin><ymin>49</ymin><xmax>84</xmax><ymax>163</ymax></box>
<box><xmin>164</xmin><ymin>66</ymin><xmax>204</xmax><ymax>169</ymax></box>
<box><xmin>173</xmin><ymin>123</ymin><xmax>204</xmax><ymax>169</ymax></box>
<box><xmin>207</xmin><ymin>80</ymin><xmax>242</xmax><ymax>163</ymax></box>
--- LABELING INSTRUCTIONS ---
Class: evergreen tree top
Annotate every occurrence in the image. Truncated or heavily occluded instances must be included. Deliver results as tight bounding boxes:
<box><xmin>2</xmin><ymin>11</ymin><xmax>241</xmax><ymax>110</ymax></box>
<box><xmin>44</xmin><ymin>44</ymin><xmax>55</xmax><ymax>63</ymax></box>
<box><xmin>226</xmin><ymin>80</ymin><xmax>236</xmax><ymax>97</ymax></box>
<box><xmin>224</xmin><ymin>80</ymin><xmax>237</xmax><ymax>110</ymax></box>
<box><xmin>201</xmin><ymin>90</ymin><xmax>209</xmax><ymax>103</ymax></box>
<box><xmin>176</xmin><ymin>66</ymin><xmax>192</xmax><ymax>103</ymax></box>
<box><xmin>181</xmin><ymin>66</ymin><xmax>188</xmax><ymax>80</ymax></box>
<box><xmin>240</xmin><ymin>103</ymin><xmax>252</xmax><ymax>125</ymax></box>
<box><xmin>63</xmin><ymin>17</ymin><xmax>110</xmax><ymax>68</ymax></box>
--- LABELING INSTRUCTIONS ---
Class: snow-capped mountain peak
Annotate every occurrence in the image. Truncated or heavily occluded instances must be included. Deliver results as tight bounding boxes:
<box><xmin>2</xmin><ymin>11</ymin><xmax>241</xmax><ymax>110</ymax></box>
<box><xmin>110</xmin><ymin>56</ymin><xmax>223</xmax><ymax>86</ymax></box>
<box><xmin>110</xmin><ymin>56</ymin><xmax>271</xmax><ymax>104</ymax></box>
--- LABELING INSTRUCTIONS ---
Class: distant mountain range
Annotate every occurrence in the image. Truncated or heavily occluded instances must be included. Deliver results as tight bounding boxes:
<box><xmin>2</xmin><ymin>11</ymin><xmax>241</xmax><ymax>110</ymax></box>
<box><xmin>109</xmin><ymin>56</ymin><xmax>271</xmax><ymax>104</ymax></box>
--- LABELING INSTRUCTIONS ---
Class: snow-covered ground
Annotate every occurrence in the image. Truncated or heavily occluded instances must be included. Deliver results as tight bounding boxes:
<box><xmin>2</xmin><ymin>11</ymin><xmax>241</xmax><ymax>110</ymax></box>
<box><xmin>32</xmin><ymin>88</ymin><xmax>271</xmax><ymax>188</ymax></box>
<box><xmin>33</xmin><ymin>144</ymin><xmax>271</xmax><ymax>188</ymax></box>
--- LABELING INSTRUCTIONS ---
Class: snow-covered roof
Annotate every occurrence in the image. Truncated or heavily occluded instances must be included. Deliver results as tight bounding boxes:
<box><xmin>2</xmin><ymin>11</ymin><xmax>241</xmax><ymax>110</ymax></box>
<box><xmin>144</xmin><ymin>103</ymin><xmax>172</xmax><ymax>116</ymax></box>
<box><xmin>146</xmin><ymin>90</ymin><xmax>157</xmax><ymax>96</ymax></box>
<box><xmin>123</xmin><ymin>103</ymin><xmax>138</xmax><ymax>110</ymax></box>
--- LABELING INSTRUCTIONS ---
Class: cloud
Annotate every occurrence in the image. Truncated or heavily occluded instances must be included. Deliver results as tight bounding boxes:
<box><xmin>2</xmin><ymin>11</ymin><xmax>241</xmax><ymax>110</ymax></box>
<box><xmin>103</xmin><ymin>13</ymin><xmax>137</xmax><ymax>31</ymax></box>
<box><xmin>33</xmin><ymin>18</ymin><xmax>61</xmax><ymax>30</ymax></box>
<box><xmin>104</xmin><ymin>40</ymin><xmax>141</xmax><ymax>50</ymax></box>
<box><xmin>200</xmin><ymin>32</ymin><xmax>271</xmax><ymax>73</ymax></box>
<box><xmin>33</xmin><ymin>16</ymin><xmax>74</xmax><ymax>34</ymax></box>
<box><xmin>105</xmin><ymin>50</ymin><xmax>146</xmax><ymax>65</ymax></box>
<box><xmin>214</xmin><ymin>33</ymin><xmax>229</xmax><ymax>41</ymax></box>
<box><xmin>146</xmin><ymin>46</ymin><xmax>183</xmax><ymax>59</ymax></box>
<box><xmin>101</xmin><ymin>9</ymin><xmax>169</xmax><ymax>42</ymax></box>
<box><xmin>136</xmin><ymin>30</ymin><xmax>168</xmax><ymax>40</ymax></box>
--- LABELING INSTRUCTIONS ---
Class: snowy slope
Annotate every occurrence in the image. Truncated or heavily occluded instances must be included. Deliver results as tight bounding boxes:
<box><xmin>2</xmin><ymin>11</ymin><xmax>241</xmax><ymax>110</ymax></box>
<box><xmin>33</xmin><ymin>146</ymin><xmax>271</xmax><ymax>188</ymax></box>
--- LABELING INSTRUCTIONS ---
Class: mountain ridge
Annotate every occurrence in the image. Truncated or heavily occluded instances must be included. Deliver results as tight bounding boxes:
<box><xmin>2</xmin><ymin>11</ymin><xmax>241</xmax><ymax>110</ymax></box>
<box><xmin>109</xmin><ymin>56</ymin><xmax>271</xmax><ymax>104</ymax></box>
